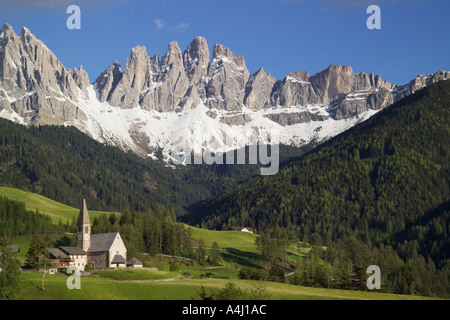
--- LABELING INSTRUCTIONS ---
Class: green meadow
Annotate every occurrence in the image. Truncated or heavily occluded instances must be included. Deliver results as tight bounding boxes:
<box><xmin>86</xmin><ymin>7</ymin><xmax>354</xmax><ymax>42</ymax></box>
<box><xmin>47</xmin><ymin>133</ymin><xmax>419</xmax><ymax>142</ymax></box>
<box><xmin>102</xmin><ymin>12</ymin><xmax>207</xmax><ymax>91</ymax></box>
<box><xmin>0</xmin><ymin>187</ymin><xmax>112</xmax><ymax>224</ymax></box>
<box><xmin>1</xmin><ymin>187</ymin><xmax>262</xmax><ymax>269</ymax></box>
<box><xmin>17</xmin><ymin>271</ymin><xmax>434</xmax><ymax>300</ymax></box>
<box><xmin>1</xmin><ymin>187</ymin><xmax>440</xmax><ymax>301</ymax></box>
<box><xmin>93</xmin><ymin>268</ymin><xmax>183</xmax><ymax>281</ymax></box>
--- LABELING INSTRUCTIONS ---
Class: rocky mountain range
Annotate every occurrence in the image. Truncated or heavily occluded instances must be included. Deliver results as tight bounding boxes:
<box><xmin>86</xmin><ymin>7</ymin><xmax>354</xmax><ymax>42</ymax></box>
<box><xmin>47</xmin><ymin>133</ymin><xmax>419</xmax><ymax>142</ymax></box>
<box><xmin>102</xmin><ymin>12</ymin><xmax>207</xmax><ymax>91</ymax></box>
<box><xmin>1</xmin><ymin>23</ymin><xmax>448</xmax><ymax>161</ymax></box>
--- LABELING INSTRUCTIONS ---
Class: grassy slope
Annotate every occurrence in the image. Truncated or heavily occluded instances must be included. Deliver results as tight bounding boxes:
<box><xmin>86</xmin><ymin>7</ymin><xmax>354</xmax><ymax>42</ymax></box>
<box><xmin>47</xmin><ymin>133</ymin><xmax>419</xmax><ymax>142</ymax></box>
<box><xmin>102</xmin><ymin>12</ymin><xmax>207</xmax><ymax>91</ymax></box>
<box><xmin>1</xmin><ymin>187</ymin><xmax>261</xmax><ymax>267</ymax></box>
<box><xmin>189</xmin><ymin>226</ymin><xmax>258</xmax><ymax>252</ymax></box>
<box><xmin>3</xmin><ymin>187</ymin><xmax>437</xmax><ymax>300</ymax></box>
<box><xmin>17</xmin><ymin>271</ymin><xmax>435</xmax><ymax>300</ymax></box>
<box><xmin>0</xmin><ymin>187</ymin><xmax>112</xmax><ymax>223</ymax></box>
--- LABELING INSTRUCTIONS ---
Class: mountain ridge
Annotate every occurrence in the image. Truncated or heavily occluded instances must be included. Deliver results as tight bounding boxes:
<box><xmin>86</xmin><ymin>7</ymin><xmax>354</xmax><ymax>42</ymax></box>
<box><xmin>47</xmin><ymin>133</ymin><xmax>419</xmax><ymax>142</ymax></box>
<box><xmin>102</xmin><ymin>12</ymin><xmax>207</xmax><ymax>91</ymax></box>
<box><xmin>185</xmin><ymin>79</ymin><xmax>450</xmax><ymax>243</ymax></box>
<box><xmin>1</xmin><ymin>23</ymin><xmax>449</xmax><ymax>161</ymax></box>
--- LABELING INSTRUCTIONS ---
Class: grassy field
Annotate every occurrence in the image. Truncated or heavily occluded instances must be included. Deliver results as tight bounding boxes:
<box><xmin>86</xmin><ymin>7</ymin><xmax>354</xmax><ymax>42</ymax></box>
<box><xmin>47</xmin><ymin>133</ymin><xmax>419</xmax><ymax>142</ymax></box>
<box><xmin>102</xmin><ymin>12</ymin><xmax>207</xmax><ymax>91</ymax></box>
<box><xmin>3</xmin><ymin>187</ymin><xmax>441</xmax><ymax>301</ymax></box>
<box><xmin>0</xmin><ymin>187</ymin><xmax>112</xmax><ymax>223</ymax></box>
<box><xmin>188</xmin><ymin>226</ymin><xmax>261</xmax><ymax>268</ymax></box>
<box><xmin>10</xmin><ymin>235</ymin><xmax>63</xmax><ymax>263</ymax></box>
<box><xmin>2</xmin><ymin>187</ymin><xmax>262</xmax><ymax>269</ymax></box>
<box><xmin>93</xmin><ymin>268</ymin><xmax>183</xmax><ymax>281</ymax></box>
<box><xmin>189</xmin><ymin>226</ymin><xmax>258</xmax><ymax>252</ymax></box>
<box><xmin>17</xmin><ymin>271</ymin><xmax>435</xmax><ymax>300</ymax></box>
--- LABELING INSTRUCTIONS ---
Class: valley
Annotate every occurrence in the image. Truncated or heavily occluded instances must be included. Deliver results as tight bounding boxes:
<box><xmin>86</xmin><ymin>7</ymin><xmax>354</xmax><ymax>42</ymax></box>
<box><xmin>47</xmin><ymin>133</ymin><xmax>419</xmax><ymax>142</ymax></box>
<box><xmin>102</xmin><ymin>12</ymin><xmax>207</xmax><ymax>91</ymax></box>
<box><xmin>0</xmin><ymin>5</ymin><xmax>449</xmax><ymax>304</ymax></box>
<box><xmin>1</xmin><ymin>187</ymin><xmax>438</xmax><ymax>301</ymax></box>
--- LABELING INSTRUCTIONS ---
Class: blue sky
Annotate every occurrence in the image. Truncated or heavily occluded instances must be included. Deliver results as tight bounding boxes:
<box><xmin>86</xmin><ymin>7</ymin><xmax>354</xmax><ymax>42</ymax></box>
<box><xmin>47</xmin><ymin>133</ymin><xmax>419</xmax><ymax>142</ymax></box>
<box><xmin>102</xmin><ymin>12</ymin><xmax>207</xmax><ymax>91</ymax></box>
<box><xmin>1</xmin><ymin>0</ymin><xmax>449</xmax><ymax>85</ymax></box>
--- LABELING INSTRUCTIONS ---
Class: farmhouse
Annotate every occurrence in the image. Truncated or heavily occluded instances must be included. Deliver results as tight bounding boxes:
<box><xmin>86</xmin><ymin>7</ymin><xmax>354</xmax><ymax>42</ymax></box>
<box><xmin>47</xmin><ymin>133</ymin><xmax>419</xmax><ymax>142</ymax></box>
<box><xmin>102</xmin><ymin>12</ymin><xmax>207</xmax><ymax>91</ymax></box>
<box><xmin>229</xmin><ymin>227</ymin><xmax>254</xmax><ymax>234</ymax></box>
<box><xmin>48</xmin><ymin>199</ymin><xmax>127</xmax><ymax>272</ymax></box>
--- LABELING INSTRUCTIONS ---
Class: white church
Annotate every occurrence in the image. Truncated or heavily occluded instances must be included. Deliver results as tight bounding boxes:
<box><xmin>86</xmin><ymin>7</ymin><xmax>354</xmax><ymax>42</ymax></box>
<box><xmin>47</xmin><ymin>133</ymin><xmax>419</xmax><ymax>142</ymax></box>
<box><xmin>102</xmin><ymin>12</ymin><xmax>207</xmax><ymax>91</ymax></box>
<box><xmin>48</xmin><ymin>200</ymin><xmax>129</xmax><ymax>271</ymax></box>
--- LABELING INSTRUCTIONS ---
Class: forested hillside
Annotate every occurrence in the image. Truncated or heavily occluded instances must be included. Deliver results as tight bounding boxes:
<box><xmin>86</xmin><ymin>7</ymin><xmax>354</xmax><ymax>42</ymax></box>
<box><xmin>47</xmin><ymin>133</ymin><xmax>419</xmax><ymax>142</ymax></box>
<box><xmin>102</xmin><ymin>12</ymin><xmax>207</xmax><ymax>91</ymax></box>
<box><xmin>0</xmin><ymin>196</ymin><xmax>60</xmax><ymax>236</ymax></box>
<box><xmin>186</xmin><ymin>80</ymin><xmax>450</xmax><ymax>267</ymax></box>
<box><xmin>0</xmin><ymin>116</ymin><xmax>307</xmax><ymax>215</ymax></box>
<box><xmin>0</xmin><ymin>119</ymin><xmax>179</xmax><ymax>213</ymax></box>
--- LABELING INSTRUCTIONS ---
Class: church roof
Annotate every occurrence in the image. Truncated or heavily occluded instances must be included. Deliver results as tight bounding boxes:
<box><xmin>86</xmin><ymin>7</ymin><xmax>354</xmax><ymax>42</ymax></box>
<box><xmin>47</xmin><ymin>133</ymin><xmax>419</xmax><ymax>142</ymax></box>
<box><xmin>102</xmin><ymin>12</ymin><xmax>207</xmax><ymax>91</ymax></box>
<box><xmin>60</xmin><ymin>247</ymin><xmax>87</xmax><ymax>255</ymax></box>
<box><xmin>77</xmin><ymin>199</ymin><xmax>91</xmax><ymax>226</ymax></box>
<box><xmin>88</xmin><ymin>232</ymin><xmax>120</xmax><ymax>253</ymax></box>
<box><xmin>48</xmin><ymin>248</ymin><xmax>69</xmax><ymax>259</ymax></box>
<box><xmin>111</xmin><ymin>255</ymin><xmax>126</xmax><ymax>264</ymax></box>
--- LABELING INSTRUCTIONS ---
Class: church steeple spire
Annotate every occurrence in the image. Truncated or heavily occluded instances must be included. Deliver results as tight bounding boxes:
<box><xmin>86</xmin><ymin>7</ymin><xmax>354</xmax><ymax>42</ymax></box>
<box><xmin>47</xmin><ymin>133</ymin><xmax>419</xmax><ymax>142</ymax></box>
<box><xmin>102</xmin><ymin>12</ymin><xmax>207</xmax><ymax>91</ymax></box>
<box><xmin>77</xmin><ymin>199</ymin><xmax>91</xmax><ymax>226</ymax></box>
<box><xmin>76</xmin><ymin>199</ymin><xmax>91</xmax><ymax>252</ymax></box>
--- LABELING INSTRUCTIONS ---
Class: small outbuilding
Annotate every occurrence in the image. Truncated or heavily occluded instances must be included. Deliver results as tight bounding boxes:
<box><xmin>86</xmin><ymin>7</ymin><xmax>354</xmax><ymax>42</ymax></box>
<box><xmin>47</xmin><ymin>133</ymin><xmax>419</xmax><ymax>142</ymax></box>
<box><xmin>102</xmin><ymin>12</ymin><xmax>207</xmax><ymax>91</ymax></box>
<box><xmin>8</xmin><ymin>245</ymin><xmax>20</xmax><ymax>254</ymax></box>
<box><xmin>126</xmin><ymin>257</ymin><xmax>143</xmax><ymax>268</ymax></box>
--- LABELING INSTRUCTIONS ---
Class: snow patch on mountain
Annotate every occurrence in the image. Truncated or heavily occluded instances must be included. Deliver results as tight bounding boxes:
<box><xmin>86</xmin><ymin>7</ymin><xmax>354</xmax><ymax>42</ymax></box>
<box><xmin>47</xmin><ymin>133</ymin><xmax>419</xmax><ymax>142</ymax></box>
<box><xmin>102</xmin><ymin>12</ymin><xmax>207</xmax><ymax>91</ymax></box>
<box><xmin>67</xmin><ymin>85</ymin><xmax>380</xmax><ymax>164</ymax></box>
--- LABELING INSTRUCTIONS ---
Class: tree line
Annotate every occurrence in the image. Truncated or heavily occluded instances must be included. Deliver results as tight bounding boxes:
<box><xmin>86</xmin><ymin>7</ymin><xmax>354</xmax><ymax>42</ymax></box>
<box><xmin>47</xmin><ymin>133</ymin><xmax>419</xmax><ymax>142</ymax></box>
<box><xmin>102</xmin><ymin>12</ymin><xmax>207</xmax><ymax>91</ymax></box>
<box><xmin>91</xmin><ymin>203</ymin><xmax>194</xmax><ymax>260</ymax></box>
<box><xmin>248</xmin><ymin>226</ymin><xmax>450</xmax><ymax>298</ymax></box>
<box><xmin>0</xmin><ymin>196</ymin><xmax>63</xmax><ymax>237</ymax></box>
<box><xmin>0</xmin><ymin>116</ymin><xmax>306</xmax><ymax>217</ymax></box>
<box><xmin>191</xmin><ymin>81</ymin><xmax>450</xmax><ymax>298</ymax></box>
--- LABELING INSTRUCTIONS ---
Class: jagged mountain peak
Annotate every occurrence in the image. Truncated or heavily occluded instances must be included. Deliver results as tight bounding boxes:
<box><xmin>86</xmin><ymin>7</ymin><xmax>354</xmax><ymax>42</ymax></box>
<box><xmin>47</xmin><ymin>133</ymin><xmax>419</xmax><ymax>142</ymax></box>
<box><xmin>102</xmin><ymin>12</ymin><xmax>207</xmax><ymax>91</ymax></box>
<box><xmin>211</xmin><ymin>43</ymin><xmax>247</xmax><ymax>69</ymax></box>
<box><xmin>212</xmin><ymin>43</ymin><xmax>232</xmax><ymax>59</ymax></box>
<box><xmin>183</xmin><ymin>37</ymin><xmax>209</xmax><ymax>66</ymax></box>
<box><xmin>1</xmin><ymin>24</ymin><xmax>449</xmax><ymax>163</ymax></box>
<box><xmin>185</xmin><ymin>36</ymin><xmax>209</xmax><ymax>54</ymax></box>
<box><xmin>286</xmin><ymin>70</ymin><xmax>310</xmax><ymax>82</ymax></box>
<box><xmin>0</xmin><ymin>23</ymin><xmax>14</xmax><ymax>34</ymax></box>
<box><xmin>161</xmin><ymin>41</ymin><xmax>183</xmax><ymax>67</ymax></box>
<box><xmin>130</xmin><ymin>45</ymin><xmax>148</xmax><ymax>57</ymax></box>
<box><xmin>20</xmin><ymin>26</ymin><xmax>33</xmax><ymax>38</ymax></box>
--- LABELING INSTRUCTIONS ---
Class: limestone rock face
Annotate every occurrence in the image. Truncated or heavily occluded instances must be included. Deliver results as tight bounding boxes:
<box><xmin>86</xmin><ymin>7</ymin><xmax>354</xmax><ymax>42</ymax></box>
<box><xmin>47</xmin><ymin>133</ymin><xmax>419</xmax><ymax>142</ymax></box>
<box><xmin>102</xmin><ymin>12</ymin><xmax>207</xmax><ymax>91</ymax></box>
<box><xmin>2</xmin><ymin>24</ymin><xmax>449</xmax><ymax>160</ymax></box>
<box><xmin>270</xmin><ymin>71</ymin><xmax>318</xmax><ymax>107</ymax></box>
<box><xmin>0</xmin><ymin>24</ymin><xmax>89</xmax><ymax>125</ymax></box>
<box><xmin>94</xmin><ymin>61</ymin><xmax>123</xmax><ymax>103</ymax></box>
<box><xmin>264</xmin><ymin>112</ymin><xmax>330</xmax><ymax>127</ymax></box>
<box><xmin>205</xmin><ymin>44</ymin><xmax>250</xmax><ymax>111</ymax></box>
<box><xmin>107</xmin><ymin>46</ymin><xmax>152</xmax><ymax>109</ymax></box>
<box><xmin>181</xmin><ymin>37</ymin><xmax>210</xmax><ymax>108</ymax></box>
<box><xmin>183</xmin><ymin>37</ymin><xmax>209</xmax><ymax>86</ymax></box>
<box><xmin>309</xmin><ymin>65</ymin><xmax>391</xmax><ymax>103</ymax></box>
<box><xmin>93</xmin><ymin>36</ymin><xmax>441</xmax><ymax>125</ymax></box>
<box><xmin>392</xmin><ymin>70</ymin><xmax>450</xmax><ymax>102</ymax></box>
<box><xmin>244</xmin><ymin>68</ymin><xmax>278</xmax><ymax>110</ymax></box>
<box><xmin>95</xmin><ymin>42</ymin><xmax>193</xmax><ymax>112</ymax></box>
<box><xmin>142</xmin><ymin>41</ymin><xmax>191</xmax><ymax>112</ymax></box>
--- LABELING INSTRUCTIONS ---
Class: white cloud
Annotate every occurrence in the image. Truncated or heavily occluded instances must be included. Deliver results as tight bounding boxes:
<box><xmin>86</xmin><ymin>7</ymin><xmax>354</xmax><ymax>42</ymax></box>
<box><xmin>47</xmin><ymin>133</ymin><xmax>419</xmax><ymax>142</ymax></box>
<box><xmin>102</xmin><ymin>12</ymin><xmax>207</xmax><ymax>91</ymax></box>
<box><xmin>154</xmin><ymin>19</ymin><xmax>168</xmax><ymax>30</ymax></box>
<box><xmin>171</xmin><ymin>22</ymin><xmax>190</xmax><ymax>32</ymax></box>
<box><xmin>154</xmin><ymin>19</ymin><xmax>190</xmax><ymax>32</ymax></box>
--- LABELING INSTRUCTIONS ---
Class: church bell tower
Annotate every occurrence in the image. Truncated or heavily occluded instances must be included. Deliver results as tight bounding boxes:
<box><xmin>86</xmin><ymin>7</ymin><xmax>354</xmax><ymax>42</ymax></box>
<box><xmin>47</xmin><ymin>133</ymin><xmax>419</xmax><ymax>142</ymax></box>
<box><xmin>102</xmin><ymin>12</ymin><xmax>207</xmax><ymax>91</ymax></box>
<box><xmin>76</xmin><ymin>199</ymin><xmax>91</xmax><ymax>252</ymax></box>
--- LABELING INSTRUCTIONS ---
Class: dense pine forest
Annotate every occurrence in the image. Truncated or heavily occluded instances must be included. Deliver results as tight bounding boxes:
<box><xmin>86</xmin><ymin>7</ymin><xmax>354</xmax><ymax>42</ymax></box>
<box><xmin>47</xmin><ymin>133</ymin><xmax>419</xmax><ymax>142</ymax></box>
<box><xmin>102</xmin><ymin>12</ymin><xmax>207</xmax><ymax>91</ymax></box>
<box><xmin>90</xmin><ymin>204</ymin><xmax>196</xmax><ymax>261</ymax></box>
<box><xmin>185</xmin><ymin>80</ymin><xmax>450</xmax><ymax>296</ymax></box>
<box><xmin>0</xmin><ymin>117</ymin><xmax>306</xmax><ymax>215</ymax></box>
<box><xmin>188</xmin><ymin>80</ymin><xmax>449</xmax><ymax>243</ymax></box>
<box><xmin>1</xmin><ymin>79</ymin><xmax>449</xmax><ymax>298</ymax></box>
<box><xmin>0</xmin><ymin>196</ymin><xmax>61</xmax><ymax>236</ymax></box>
